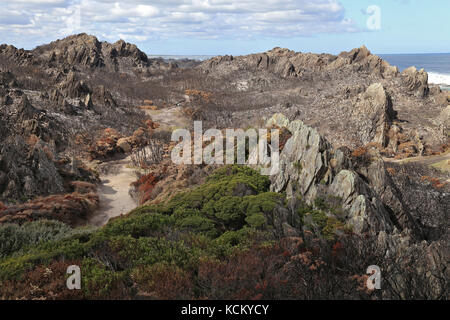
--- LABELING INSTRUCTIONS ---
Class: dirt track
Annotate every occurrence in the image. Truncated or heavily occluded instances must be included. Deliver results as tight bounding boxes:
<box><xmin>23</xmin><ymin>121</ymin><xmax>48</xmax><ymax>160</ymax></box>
<box><xmin>88</xmin><ymin>107</ymin><xmax>191</xmax><ymax>226</ymax></box>
<box><xmin>383</xmin><ymin>152</ymin><xmax>450</xmax><ymax>166</ymax></box>
<box><xmin>88</xmin><ymin>156</ymin><xmax>138</xmax><ymax>226</ymax></box>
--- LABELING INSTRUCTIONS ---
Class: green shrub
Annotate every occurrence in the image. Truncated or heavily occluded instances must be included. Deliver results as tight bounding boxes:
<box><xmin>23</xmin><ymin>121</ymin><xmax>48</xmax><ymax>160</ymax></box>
<box><xmin>245</xmin><ymin>213</ymin><xmax>267</xmax><ymax>229</ymax></box>
<box><xmin>0</xmin><ymin>165</ymin><xmax>279</xmax><ymax>286</ymax></box>
<box><xmin>0</xmin><ymin>220</ymin><xmax>74</xmax><ymax>259</ymax></box>
<box><xmin>99</xmin><ymin>212</ymin><xmax>175</xmax><ymax>239</ymax></box>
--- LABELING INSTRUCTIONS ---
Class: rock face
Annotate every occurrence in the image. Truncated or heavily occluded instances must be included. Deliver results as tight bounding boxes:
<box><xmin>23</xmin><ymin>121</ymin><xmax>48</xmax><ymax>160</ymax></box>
<box><xmin>438</xmin><ymin>105</ymin><xmax>450</xmax><ymax>129</ymax></box>
<box><xmin>401</xmin><ymin>66</ymin><xmax>429</xmax><ymax>98</ymax></box>
<box><xmin>200</xmin><ymin>46</ymin><xmax>398</xmax><ymax>79</ymax></box>
<box><xmin>264</xmin><ymin>113</ymin><xmax>427</xmax><ymax>239</ymax></box>
<box><xmin>0</xmin><ymin>89</ymin><xmax>99</xmax><ymax>203</ymax></box>
<box><xmin>352</xmin><ymin>83</ymin><xmax>396</xmax><ymax>147</ymax></box>
<box><xmin>264</xmin><ymin>113</ymin><xmax>395</xmax><ymax>235</ymax></box>
<box><xmin>198</xmin><ymin>45</ymin><xmax>444</xmax><ymax>155</ymax></box>
<box><xmin>0</xmin><ymin>138</ymin><xmax>64</xmax><ymax>201</ymax></box>
<box><xmin>32</xmin><ymin>33</ymin><xmax>166</xmax><ymax>74</ymax></box>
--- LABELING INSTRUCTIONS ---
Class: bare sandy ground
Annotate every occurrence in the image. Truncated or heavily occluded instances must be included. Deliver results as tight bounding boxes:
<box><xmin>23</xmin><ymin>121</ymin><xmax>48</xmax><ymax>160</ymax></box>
<box><xmin>145</xmin><ymin>107</ymin><xmax>191</xmax><ymax>131</ymax></box>
<box><xmin>88</xmin><ymin>156</ymin><xmax>138</xmax><ymax>226</ymax></box>
<box><xmin>88</xmin><ymin>107</ymin><xmax>191</xmax><ymax>226</ymax></box>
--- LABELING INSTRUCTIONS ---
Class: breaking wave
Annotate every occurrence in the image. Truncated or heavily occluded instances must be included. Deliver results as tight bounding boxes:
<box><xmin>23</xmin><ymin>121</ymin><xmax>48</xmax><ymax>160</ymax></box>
<box><xmin>428</xmin><ymin>72</ymin><xmax>450</xmax><ymax>85</ymax></box>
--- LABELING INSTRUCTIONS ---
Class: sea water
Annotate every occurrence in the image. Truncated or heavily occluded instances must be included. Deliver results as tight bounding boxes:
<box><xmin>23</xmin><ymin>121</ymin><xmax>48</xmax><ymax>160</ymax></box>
<box><xmin>380</xmin><ymin>53</ymin><xmax>450</xmax><ymax>90</ymax></box>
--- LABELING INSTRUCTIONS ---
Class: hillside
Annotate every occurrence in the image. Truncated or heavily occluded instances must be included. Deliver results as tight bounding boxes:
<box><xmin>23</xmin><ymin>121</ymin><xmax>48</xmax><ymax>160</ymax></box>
<box><xmin>0</xmin><ymin>34</ymin><xmax>448</xmax><ymax>300</ymax></box>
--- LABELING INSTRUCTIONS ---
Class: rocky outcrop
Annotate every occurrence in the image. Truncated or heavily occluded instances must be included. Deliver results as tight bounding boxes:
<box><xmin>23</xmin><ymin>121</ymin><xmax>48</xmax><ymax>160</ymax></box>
<box><xmin>0</xmin><ymin>71</ymin><xmax>18</xmax><ymax>89</ymax></box>
<box><xmin>401</xmin><ymin>66</ymin><xmax>429</xmax><ymax>98</ymax></box>
<box><xmin>58</xmin><ymin>71</ymin><xmax>92</xmax><ymax>99</ymax></box>
<box><xmin>262</xmin><ymin>113</ymin><xmax>396</xmax><ymax>235</ymax></box>
<box><xmin>32</xmin><ymin>33</ymin><xmax>164</xmax><ymax>74</ymax></box>
<box><xmin>352</xmin><ymin>83</ymin><xmax>396</xmax><ymax>147</ymax></box>
<box><xmin>262</xmin><ymin>113</ymin><xmax>434</xmax><ymax>240</ymax></box>
<box><xmin>92</xmin><ymin>85</ymin><xmax>117</xmax><ymax>108</ymax></box>
<box><xmin>328</xmin><ymin>169</ymin><xmax>393</xmax><ymax>234</ymax></box>
<box><xmin>0</xmin><ymin>138</ymin><xmax>65</xmax><ymax>201</ymax></box>
<box><xmin>198</xmin><ymin>45</ymin><xmax>447</xmax><ymax>156</ymax></box>
<box><xmin>200</xmin><ymin>45</ymin><xmax>398</xmax><ymax>79</ymax></box>
<box><xmin>0</xmin><ymin>44</ymin><xmax>34</xmax><ymax>66</ymax></box>
<box><xmin>359</xmin><ymin>153</ymin><xmax>422</xmax><ymax>238</ymax></box>
<box><xmin>438</xmin><ymin>105</ymin><xmax>450</xmax><ymax>129</ymax></box>
<box><xmin>336</xmin><ymin>46</ymin><xmax>399</xmax><ymax>78</ymax></box>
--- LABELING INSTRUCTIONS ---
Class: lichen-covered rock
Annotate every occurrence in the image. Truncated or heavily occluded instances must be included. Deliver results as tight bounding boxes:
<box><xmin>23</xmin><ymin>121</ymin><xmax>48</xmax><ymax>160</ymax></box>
<box><xmin>262</xmin><ymin>113</ymin><xmax>397</xmax><ymax>235</ymax></box>
<box><xmin>329</xmin><ymin>170</ymin><xmax>392</xmax><ymax>234</ymax></box>
<box><xmin>0</xmin><ymin>138</ymin><xmax>64</xmax><ymax>201</ymax></box>
<box><xmin>352</xmin><ymin>83</ymin><xmax>396</xmax><ymax>147</ymax></box>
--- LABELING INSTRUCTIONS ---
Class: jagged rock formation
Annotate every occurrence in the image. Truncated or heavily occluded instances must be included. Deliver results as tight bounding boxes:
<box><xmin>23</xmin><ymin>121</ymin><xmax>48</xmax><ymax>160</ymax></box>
<box><xmin>201</xmin><ymin>46</ymin><xmax>399</xmax><ymax>80</ymax></box>
<box><xmin>438</xmin><ymin>105</ymin><xmax>450</xmax><ymax>129</ymax></box>
<box><xmin>351</xmin><ymin>83</ymin><xmax>396</xmax><ymax>147</ymax></box>
<box><xmin>0</xmin><ymin>45</ymin><xmax>34</xmax><ymax>66</ymax></box>
<box><xmin>250</xmin><ymin>113</ymin><xmax>448</xmax><ymax>297</ymax></box>
<box><xmin>199</xmin><ymin>46</ymin><xmax>447</xmax><ymax>156</ymax></box>
<box><xmin>263</xmin><ymin>114</ymin><xmax>424</xmax><ymax>237</ymax></box>
<box><xmin>33</xmin><ymin>33</ymin><xmax>158</xmax><ymax>73</ymax></box>
<box><xmin>0</xmin><ymin>34</ymin><xmax>171</xmax><ymax>204</ymax></box>
<box><xmin>401</xmin><ymin>66</ymin><xmax>429</xmax><ymax>98</ymax></box>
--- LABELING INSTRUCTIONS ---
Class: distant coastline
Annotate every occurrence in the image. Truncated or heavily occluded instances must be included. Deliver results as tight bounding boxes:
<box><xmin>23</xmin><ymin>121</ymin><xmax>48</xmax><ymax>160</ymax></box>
<box><xmin>380</xmin><ymin>53</ymin><xmax>450</xmax><ymax>87</ymax></box>
<box><xmin>149</xmin><ymin>53</ymin><xmax>450</xmax><ymax>88</ymax></box>
<box><xmin>148</xmin><ymin>55</ymin><xmax>214</xmax><ymax>61</ymax></box>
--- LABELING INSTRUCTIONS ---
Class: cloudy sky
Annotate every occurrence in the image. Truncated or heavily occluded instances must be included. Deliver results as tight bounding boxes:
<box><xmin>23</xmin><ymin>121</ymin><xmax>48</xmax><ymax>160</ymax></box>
<box><xmin>0</xmin><ymin>0</ymin><xmax>449</xmax><ymax>55</ymax></box>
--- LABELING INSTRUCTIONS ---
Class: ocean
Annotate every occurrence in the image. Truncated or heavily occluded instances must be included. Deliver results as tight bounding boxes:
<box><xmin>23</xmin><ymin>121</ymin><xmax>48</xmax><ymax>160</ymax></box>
<box><xmin>149</xmin><ymin>53</ymin><xmax>450</xmax><ymax>89</ymax></box>
<box><xmin>380</xmin><ymin>53</ymin><xmax>450</xmax><ymax>89</ymax></box>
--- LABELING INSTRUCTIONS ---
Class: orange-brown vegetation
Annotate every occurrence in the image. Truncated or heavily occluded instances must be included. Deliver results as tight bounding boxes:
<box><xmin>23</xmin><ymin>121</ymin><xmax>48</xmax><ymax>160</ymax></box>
<box><xmin>131</xmin><ymin>173</ymin><xmax>159</xmax><ymax>204</ymax></box>
<box><xmin>352</xmin><ymin>146</ymin><xmax>368</xmax><ymax>157</ymax></box>
<box><xmin>145</xmin><ymin>119</ymin><xmax>159</xmax><ymax>130</ymax></box>
<box><xmin>0</xmin><ymin>259</ymin><xmax>132</xmax><ymax>300</ymax></box>
<box><xmin>0</xmin><ymin>191</ymin><xmax>99</xmax><ymax>226</ymax></box>
<box><xmin>89</xmin><ymin>120</ymin><xmax>158</xmax><ymax>159</ymax></box>
<box><xmin>42</xmin><ymin>145</ymin><xmax>54</xmax><ymax>161</ymax></box>
<box><xmin>0</xmin><ymin>202</ymin><xmax>6</xmax><ymax>212</ymax></box>
<box><xmin>394</xmin><ymin>153</ymin><xmax>407</xmax><ymax>160</ymax></box>
<box><xmin>398</xmin><ymin>141</ymin><xmax>417</xmax><ymax>155</ymax></box>
<box><xmin>70</xmin><ymin>181</ymin><xmax>97</xmax><ymax>194</ymax></box>
<box><xmin>439</xmin><ymin>143</ymin><xmax>450</xmax><ymax>154</ymax></box>
<box><xmin>0</xmin><ymin>260</ymin><xmax>84</xmax><ymax>300</ymax></box>
<box><xmin>366</xmin><ymin>142</ymin><xmax>383</xmax><ymax>150</ymax></box>
<box><xmin>267</xmin><ymin>126</ymin><xmax>292</xmax><ymax>152</ymax></box>
<box><xmin>185</xmin><ymin>89</ymin><xmax>213</xmax><ymax>103</ymax></box>
<box><xmin>386</xmin><ymin>167</ymin><xmax>397</xmax><ymax>176</ymax></box>
<box><xmin>132</xmin><ymin>264</ymin><xmax>193</xmax><ymax>300</ymax></box>
<box><xmin>420</xmin><ymin>176</ymin><xmax>448</xmax><ymax>189</ymax></box>
<box><xmin>88</xmin><ymin>128</ymin><xmax>122</xmax><ymax>159</ymax></box>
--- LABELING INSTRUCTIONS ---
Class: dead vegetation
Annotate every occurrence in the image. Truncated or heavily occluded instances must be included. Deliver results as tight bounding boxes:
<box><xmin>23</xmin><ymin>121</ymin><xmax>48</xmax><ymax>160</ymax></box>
<box><xmin>0</xmin><ymin>189</ymin><xmax>99</xmax><ymax>226</ymax></box>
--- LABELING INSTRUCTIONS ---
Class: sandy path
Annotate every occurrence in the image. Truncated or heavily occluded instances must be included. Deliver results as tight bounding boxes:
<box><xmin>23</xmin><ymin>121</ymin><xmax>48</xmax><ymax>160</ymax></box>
<box><xmin>89</xmin><ymin>156</ymin><xmax>138</xmax><ymax>226</ymax></box>
<box><xmin>383</xmin><ymin>152</ymin><xmax>450</xmax><ymax>166</ymax></box>
<box><xmin>145</xmin><ymin>107</ymin><xmax>191</xmax><ymax>131</ymax></box>
<box><xmin>88</xmin><ymin>107</ymin><xmax>190</xmax><ymax>226</ymax></box>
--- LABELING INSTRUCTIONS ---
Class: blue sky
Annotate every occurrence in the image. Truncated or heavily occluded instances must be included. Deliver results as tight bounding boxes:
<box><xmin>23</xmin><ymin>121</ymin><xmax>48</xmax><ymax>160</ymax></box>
<box><xmin>0</xmin><ymin>0</ymin><xmax>448</xmax><ymax>55</ymax></box>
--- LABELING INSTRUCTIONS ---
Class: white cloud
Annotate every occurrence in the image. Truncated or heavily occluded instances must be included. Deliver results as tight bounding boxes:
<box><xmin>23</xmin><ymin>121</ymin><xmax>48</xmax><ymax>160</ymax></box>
<box><xmin>0</xmin><ymin>0</ymin><xmax>359</xmax><ymax>48</ymax></box>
